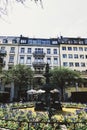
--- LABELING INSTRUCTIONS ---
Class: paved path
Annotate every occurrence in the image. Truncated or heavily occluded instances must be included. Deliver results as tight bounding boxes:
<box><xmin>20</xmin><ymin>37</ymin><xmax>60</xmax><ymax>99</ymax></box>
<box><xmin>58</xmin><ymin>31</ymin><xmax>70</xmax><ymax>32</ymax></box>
<box><xmin>0</xmin><ymin>128</ymin><xmax>9</xmax><ymax>130</ymax></box>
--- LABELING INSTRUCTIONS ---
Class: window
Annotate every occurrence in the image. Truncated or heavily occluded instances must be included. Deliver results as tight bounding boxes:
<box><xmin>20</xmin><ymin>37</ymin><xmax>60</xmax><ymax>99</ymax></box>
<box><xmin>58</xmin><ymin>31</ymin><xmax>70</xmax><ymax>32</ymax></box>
<box><xmin>67</xmin><ymin>40</ymin><xmax>71</xmax><ymax>44</ymax></box>
<box><xmin>68</xmin><ymin>47</ymin><xmax>72</xmax><ymax>51</ymax></box>
<box><xmin>1</xmin><ymin>47</ymin><xmax>6</xmax><ymax>54</ymax></box>
<box><xmin>35</xmin><ymin>57</ymin><xmax>43</xmax><ymax>62</ymax></box>
<box><xmin>79</xmin><ymin>40</ymin><xmax>84</xmax><ymax>44</ymax></box>
<box><xmin>8</xmin><ymin>66</ymin><xmax>13</xmax><ymax>69</ymax></box>
<box><xmin>3</xmin><ymin>39</ymin><xmax>8</xmax><ymax>43</ymax></box>
<box><xmin>62</xmin><ymin>54</ymin><xmax>67</xmax><ymax>58</ymax></box>
<box><xmin>52</xmin><ymin>41</ymin><xmax>57</xmax><ymax>44</ymax></box>
<box><xmin>68</xmin><ymin>54</ymin><xmax>73</xmax><ymax>58</ymax></box>
<box><xmin>62</xmin><ymin>47</ymin><xmax>66</xmax><ymax>50</ymax></box>
<box><xmin>32</xmin><ymin>40</ymin><xmax>37</xmax><ymax>44</ymax></box>
<box><xmin>63</xmin><ymin>62</ymin><xmax>68</xmax><ymax>67</ymax></box>
<box><xmin>53</xmin><ymin>49</ymin><xmax>57</xmax><ymax>54</ymax></box>
<box><xmin>26</xmin><ymin>57</ymin><xmax>31</xmax><ymax>64</ymax></box>
<box><xmin>80</xmin><ymin>55</ymin><xmax>84</xmax><ymax>59</ymax></box>
<box><xmin>75</xmin><ymin>63</ymin><xmax>79</xmax><ymax>67</ymax></box>
<box><xmin>35</xmin><ymin>48</ymin><xmax>43</xmax><ymax>53</ymax></box>
<box><xmin>20</xmin><ymin>48</ymin><xmax>25</xmax><ymax>53</ymax></box>
<box><xmin>85</xmin><ymin>55</ymin><xmax>87</xmax><ymax>59</ymax></box>
<box><xmin>53</xmin><ymin>58</ymin><xmax>58</xmax><ymax>64</ymax></box>
<box><xmin>47</xmin><ymin>57</ymin><xmax>51</xmax><ymax>64</ymax></box>
<box><xmin>84</xmin><ymin>47</ymin><xmax>87</xmax><ymax>51</ymax></box>
<box><xmin>20</xmin><ymin>56</ymin><xmax>24</xmax><ymax>64</ymax></box>
<box><xmin>73</xmin><ymin>47</ymin><xmax>77</xmax><ymax>51</ymax></box>
<box><xmin>79</xmin><ymin>47</ymin><xmax>83</xmax><ymax>51</ymax></box>
<box><xmin>21</xmin><ymin>40</ymin><xmax>26</xmax><ymax>44</ymax></box>
<box><xmin>81</xmin><ymin>62</ymin><xmax>85</xmax><ymax>67</ymax></box>
<box><xmin>27</xmin><ymin>48</ymin><xmax>31</xmax><ymax>53</ymax></box>
<box><xmin>69</xmin><ymin>62</ymin><xmax>74</xmax><ymax>67</ymax></box>
<box><xmin>74</xmin><ymin>54</ymin><xmax>78</xmax><ymax>59</ymax></box>
<box><xmin>9</xmin><ymin>55</ymin><xmax>14</xmax><ymax>63</ymax></box>
<box><xmin>12</xmin><ymin>39</ymin><xmax>17</xmax><ymax>43</ymax></box>
<box><xmin>47</xmin><ymin>49</ymin><xmax>51</xmax><ymax>54</ymax></box>
<box><xmin>10</xmin><ymin>47</ymin><xmax>15</xmax><ymax>53</ymax></box>
<box><xmin>1</xmin><ymin>47</ymin><xmax>5</xmax><ymax>50</ymax></box>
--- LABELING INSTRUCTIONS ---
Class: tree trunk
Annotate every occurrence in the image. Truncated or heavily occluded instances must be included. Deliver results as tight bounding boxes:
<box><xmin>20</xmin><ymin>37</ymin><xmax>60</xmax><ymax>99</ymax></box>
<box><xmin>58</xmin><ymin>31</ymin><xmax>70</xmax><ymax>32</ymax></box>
<box><xmin>61</xmin><ymin>86</ymin><xmax>64</xmax><ymax>102</ymax></box>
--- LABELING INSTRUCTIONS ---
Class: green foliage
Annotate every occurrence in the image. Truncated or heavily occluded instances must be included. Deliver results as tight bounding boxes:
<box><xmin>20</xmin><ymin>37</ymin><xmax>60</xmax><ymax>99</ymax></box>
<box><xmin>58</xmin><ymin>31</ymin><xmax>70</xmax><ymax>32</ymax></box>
<box><xmin>51</xmin><ymin>67</ymin><xmax>80</xmax><ymax>85</ymax></box>
<box><xmin>51</xmin><ymin>67</ymin><xmax>81</xmax><ymax>101</ymax></box>
<box><xmin>2</xmin><ymin>64</ymin><xmax>34</xmax><ymax>98</ymax></box>
<box><xmin>3</xmin><ymin>64</ymin><xmax>33</xmax><ymax>85</ymax></box>
<box><xmin>11</xmin><ymin>64</ymin><xmax>34</xmax><ymax>86</ymax></box>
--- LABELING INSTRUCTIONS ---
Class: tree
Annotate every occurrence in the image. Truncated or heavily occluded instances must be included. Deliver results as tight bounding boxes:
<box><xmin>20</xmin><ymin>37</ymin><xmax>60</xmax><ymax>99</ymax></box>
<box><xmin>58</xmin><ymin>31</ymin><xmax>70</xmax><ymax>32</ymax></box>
<box><xmin>3</xmin><ymin>64</ymin><xmax>34</xmax><ymax>100</ymax></box>
<box><xmin>51</xmin><ymin>67</ymin><xmax>81</xmax><ymax>101</ymax></box>
<box><xmin>0</xmin><ymin>0</ymin><xmax>43</xmax><ymax>16</ymax></box>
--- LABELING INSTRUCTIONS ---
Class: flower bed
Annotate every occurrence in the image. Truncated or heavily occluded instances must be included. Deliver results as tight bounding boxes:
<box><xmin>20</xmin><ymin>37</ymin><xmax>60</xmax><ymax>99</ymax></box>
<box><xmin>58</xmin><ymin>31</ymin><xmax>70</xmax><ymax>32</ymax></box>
<box><xmin>0</xmin><ymin>102</ymin><xmax>86</xmax><ymax>129</ymax></box>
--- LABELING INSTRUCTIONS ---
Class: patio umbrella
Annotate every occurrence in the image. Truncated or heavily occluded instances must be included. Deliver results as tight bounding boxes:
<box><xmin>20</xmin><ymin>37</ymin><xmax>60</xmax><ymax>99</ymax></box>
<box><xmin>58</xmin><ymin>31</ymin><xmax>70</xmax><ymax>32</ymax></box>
<box><xmin>50</xmin><ymin>89</ymin><xmax>59</xmax><ymax>93</ymax></box>
<box><xmin>27</xmin><ymin>89</ymin><xmax>37</xmax><ymax>94</ymax></box>
<box><xmin>37</xmin><ymin>89</ymin><xmax>45</xmax><ymax>94</ymax></box>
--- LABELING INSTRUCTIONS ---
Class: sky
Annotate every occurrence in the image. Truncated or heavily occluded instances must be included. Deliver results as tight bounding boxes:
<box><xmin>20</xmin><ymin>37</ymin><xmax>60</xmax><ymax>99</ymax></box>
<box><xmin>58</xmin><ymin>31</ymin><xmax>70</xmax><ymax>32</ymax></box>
<box><xmin>0</xmin><ymin>0</ymin><xmax>87</xmax><ymax>38</ymax></box>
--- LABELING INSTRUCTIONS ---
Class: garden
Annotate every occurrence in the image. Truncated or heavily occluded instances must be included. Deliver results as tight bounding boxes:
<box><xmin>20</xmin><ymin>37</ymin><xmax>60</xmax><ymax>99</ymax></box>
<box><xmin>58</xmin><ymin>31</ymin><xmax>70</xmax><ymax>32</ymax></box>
<box><xmin>0</xmin><ymin>64</ymin><xmax>87</xmax><ymax>130</ymax></box>
<box><xmin>0</xmin><ymin>102</ymin><xmax>87</xmax><ymax>130</ymax></box>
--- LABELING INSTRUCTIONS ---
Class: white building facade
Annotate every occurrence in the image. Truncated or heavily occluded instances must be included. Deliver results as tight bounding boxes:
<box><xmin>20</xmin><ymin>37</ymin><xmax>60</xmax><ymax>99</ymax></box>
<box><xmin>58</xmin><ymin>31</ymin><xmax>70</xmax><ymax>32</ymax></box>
<box><xmin>0</xmin><ymin>36</ymin><xmax>60</xmax><ymax>72</ymax></box>
<box><xmin>59</xmin><ymin>37</ymin><xmax>87</xmax><ymax>72</ymax></box>
<box><xmin>0</xmin><ymin>36</ymin><xmax>87</xmax><ymax>71</ymax></box>
<box><xmin>0</xmin><ymin>36</ymin><xmax>87</xmax><ymax>72</ymax></box>
<box><xmin>0</xmin><ymin>35</ymin><xmax>87</xmax><ymax>101</ymax></box>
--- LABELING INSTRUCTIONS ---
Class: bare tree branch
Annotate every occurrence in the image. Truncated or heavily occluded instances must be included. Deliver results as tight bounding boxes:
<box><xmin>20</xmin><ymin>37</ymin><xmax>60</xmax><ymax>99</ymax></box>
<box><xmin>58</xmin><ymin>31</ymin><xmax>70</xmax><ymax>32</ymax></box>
<box><xmin>0</xmin><ymin>0</ymin><xmax>43</xmax><ymax>16</ymax></box>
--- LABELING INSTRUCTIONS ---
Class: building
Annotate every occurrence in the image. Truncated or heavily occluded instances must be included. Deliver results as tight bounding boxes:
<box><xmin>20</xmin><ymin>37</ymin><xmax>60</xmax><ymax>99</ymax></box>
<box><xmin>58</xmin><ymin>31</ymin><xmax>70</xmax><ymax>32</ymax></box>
<box><xmin>0</xmin><ymin>35</ymin><xmax>87</xmax><ymax>72</ymax></box>
<box><xmin>0</xmin><ymin>36</ymin><xmax>60</xmax><ymax>72</ymax></box>
<box><xmin>0</xmin><ymin>35</ymin><xmax>60</xmax><ymax>101</ymax></box>
<box><xmin>0</xmin><ymin>36</ymin><xmax>20</xmax><ymax>70</ymax></box>
<box><xmin>59</xmin><ymin>36</ymin><xmax>87</xmax><ymax>72</ymax></box>
<box><xmin>0</xmin><ymin>35</ymin><xmax>87</xmax><ymax>101</ymax></box>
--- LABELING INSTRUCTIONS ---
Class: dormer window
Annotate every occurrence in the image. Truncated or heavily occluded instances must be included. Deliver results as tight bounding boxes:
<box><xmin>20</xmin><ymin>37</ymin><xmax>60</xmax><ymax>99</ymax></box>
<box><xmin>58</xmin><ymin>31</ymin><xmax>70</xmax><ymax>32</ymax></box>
<box><xmin>12</xmin><ymin>39</ymin><xmax>17</xmax><ymax>43</ymax></box>
<box><xmin>3</xmin><ymin>39</ymin><xmax>8</xmax><ymax>43</ymax></box>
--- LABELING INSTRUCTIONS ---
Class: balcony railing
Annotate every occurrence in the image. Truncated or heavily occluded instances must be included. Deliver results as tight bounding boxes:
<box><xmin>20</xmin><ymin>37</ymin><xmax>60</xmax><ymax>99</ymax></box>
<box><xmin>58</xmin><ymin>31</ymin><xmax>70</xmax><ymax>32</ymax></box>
<box><xmin>33</xmin><ymin>62</ymin><xmax>46</xmax><ymax>67</ymax></box>
<box><xmin>8</xmin><ymin>61</ymin><xmax>14</xmax><ymax>65</ymax></box>
<box><xmin>33</xmin><ymin>51</ymin><xmax>45</xmax><ymax>57</ymax></box>
<box><xmin>76</xmin><ymin>71</ymin><xmax>87</xmax><ymax>78</ymax></box>
<box><xmin>0</xmin><ymin>60</ymin><xmax>5</xmax><ymax>66</ymax></box>
<box><xmin>34</xmin><ymin>70</ymin><xmax>44</xmax><ymax>74</ymax></box>
<box><xmin>10</xmin><ymin>50</ymin><xmax>15</xmax><ymax>53</ymax></box>
<box><xmin>0</xmin><ymin>50</ymin><xmax>7</xmax><ymax>56</ymax></box>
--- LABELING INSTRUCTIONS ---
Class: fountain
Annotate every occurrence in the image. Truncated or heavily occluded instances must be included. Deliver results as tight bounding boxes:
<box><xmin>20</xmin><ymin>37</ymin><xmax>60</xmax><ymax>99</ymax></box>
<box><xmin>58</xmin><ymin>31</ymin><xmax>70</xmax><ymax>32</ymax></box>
<box><xmin>35</xmin><ymin>63</ymin><xmax>62</xmax><ymax>120</ymax></box>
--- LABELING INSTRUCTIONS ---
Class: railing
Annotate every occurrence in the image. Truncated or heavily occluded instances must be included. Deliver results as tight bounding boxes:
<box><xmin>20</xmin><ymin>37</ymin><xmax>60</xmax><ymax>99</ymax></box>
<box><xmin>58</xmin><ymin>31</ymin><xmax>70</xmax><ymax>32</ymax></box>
<box><xmin>33</xmin><ymin>51</ymin><xmax>45</xmax><ymax>57</ymax></box>
<box><xmin>0</xmin><ymin>119</ymin><xmax>87</xmax><ymax>130</ymax></box>
<box><xmin>33</xmin><ymin>61</ymin><xmax>46</xmax><ymax>67</ymax></box>
<box><xmin>0</xmin><ymin>50</ymin><xmax>7</xmax><ymax>56</ymax></box>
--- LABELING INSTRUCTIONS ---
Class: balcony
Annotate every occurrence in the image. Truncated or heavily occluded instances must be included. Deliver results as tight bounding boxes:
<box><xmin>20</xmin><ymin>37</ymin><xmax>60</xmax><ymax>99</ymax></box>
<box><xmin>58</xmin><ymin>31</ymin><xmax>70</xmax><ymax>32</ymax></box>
<box><xmin>8</xmin><ymin>61</ymin><xmax>14</xmax><ymax>65</ymax></box>
<box><xmin>33</xmin><ymin>62</ymin><xmax>46</xmax><ymax>67</ymax></box>
<box><xmin>0</xmin><ymin>58</ymin><xmax>6</xmax><ymax>66</ymax></box>
<box><xmin>33</xmin><ymin>51</ymin><xmax>45</xmax><ymax>57</ymax></box>
<box><xmin>0</xmin><ymin>50</ymin><xmax>7</xmax><ymax>57</ymax></box>
<box><xmin>79</xmin><ymin>71</ymin><xmax>87</xmax><ymax>79</ymax></box>
<box><xmin>10</xmin><ymin>51</ymin><xmax>15</xmax><ymax>54</ymax></box>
